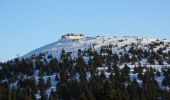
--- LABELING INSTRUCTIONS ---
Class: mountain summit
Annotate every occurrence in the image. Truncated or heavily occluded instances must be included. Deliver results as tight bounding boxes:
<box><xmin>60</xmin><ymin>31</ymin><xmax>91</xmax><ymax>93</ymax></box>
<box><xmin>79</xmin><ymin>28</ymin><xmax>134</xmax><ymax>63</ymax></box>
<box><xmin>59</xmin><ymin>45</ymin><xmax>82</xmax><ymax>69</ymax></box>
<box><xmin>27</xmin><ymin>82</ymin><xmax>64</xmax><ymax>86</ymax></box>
<box><xmin>24</xmin><ymin>34</ymin><xmax>170</xmax><ymax>63</ymax></box>
<box><xmin>61</xmin><ymin>33</ymin><xmax>85</xmax><ymax>39</ymax></box>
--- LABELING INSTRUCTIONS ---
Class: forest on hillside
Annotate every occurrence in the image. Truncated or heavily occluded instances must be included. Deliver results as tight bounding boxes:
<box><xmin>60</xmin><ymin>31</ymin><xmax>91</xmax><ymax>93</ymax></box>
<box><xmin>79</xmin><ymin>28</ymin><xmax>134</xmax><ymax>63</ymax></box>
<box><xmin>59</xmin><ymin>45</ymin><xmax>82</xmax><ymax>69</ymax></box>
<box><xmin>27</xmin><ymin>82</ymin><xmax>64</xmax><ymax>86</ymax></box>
<box><xmin>1</xmin><ymin>42</ymin><xmax>170</xmax><ymax>100</ymax></box>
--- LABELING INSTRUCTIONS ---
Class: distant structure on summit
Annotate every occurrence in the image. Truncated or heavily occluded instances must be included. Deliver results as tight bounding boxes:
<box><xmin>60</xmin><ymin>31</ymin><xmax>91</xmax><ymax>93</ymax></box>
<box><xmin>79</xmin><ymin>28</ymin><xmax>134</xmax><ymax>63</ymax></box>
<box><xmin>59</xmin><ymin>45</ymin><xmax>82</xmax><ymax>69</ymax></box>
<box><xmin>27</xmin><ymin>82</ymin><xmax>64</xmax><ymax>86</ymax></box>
<box><xmin>62</xmin><ymin>33</ymin><xmax>85</xmax><ymax>39</ymax></box>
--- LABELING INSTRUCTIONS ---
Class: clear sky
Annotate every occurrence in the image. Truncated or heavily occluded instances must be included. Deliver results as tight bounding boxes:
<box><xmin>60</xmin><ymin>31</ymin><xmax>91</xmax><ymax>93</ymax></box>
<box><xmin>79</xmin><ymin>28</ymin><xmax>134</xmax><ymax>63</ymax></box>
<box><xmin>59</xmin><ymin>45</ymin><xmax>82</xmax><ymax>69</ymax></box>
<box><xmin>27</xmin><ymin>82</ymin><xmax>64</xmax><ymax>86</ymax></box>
<box><xmin>0</xmin><ymin>0</ymin><xmax>170</xmax><ymax>62</ymax></box>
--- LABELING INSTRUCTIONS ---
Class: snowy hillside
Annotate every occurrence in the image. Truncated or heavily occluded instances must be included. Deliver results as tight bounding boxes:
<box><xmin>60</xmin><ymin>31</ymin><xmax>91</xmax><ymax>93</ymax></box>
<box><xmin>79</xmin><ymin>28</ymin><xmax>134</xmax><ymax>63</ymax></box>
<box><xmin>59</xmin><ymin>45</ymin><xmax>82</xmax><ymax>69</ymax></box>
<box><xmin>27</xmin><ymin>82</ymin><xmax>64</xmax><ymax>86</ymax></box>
<box><xmin>2</xmin><ymin>34</ymin><xmax>170</xmax><ymax>100</ymax></box>
<box><xmin>23</xmin><ymin>34</ymin><xmax>170</xmax><ymax>63</ymax></box>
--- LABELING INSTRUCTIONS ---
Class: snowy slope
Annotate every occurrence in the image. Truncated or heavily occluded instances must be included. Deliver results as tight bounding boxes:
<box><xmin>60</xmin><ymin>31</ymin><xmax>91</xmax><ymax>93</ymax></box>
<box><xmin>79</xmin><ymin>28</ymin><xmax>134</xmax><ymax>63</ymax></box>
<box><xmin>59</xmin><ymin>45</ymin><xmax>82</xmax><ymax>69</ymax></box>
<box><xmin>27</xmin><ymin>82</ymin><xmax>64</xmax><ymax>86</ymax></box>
<box><xmin>23</xmin><ymin>34</ymin><xmax>170</xmax><ymax>59</ymax></box>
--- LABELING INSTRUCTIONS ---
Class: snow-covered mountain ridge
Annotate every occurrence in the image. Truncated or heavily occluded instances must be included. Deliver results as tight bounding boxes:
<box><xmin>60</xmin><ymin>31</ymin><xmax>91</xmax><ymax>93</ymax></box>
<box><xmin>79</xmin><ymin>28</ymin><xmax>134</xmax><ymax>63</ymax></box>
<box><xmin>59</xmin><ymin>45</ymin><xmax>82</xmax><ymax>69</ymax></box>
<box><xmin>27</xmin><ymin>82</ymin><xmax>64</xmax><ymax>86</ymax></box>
<box><xmin>23</xmin><ymin>33</ymin><xmax>170</xmax><ymax>60</ymax></box>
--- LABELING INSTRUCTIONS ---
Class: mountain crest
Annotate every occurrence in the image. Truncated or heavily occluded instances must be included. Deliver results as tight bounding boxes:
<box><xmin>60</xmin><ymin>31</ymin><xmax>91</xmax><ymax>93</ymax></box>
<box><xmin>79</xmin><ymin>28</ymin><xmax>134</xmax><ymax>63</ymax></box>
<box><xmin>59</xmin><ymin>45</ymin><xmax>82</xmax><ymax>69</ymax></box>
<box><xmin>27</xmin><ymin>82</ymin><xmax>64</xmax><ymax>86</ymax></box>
<box><xmin>61</xmin><ymin>33</ymin><xmax>85</xmax><ymax>40</ymax></box>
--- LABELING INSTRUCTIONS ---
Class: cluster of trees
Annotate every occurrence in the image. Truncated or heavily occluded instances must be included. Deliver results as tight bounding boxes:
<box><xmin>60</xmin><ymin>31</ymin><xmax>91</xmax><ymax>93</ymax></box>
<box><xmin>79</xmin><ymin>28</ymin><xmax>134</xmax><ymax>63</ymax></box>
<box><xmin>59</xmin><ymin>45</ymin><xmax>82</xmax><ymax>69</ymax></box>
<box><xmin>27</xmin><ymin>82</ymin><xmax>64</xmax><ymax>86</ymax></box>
<box><xmin>0</xmin><ymin>42</ymin><xmax>170</xmax><ymax>100</ymax></box>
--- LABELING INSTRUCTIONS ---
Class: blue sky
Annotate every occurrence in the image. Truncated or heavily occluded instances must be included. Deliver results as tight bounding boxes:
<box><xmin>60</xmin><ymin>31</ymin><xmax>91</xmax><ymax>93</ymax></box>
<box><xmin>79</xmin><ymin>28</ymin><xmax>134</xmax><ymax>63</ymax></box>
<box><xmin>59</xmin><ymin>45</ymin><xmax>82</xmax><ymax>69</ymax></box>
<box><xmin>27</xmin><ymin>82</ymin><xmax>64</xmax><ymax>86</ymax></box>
<box><xmin>0</xmin><ymin>0</ymin><xmax>170</xmax><ymax>61</ymax></box>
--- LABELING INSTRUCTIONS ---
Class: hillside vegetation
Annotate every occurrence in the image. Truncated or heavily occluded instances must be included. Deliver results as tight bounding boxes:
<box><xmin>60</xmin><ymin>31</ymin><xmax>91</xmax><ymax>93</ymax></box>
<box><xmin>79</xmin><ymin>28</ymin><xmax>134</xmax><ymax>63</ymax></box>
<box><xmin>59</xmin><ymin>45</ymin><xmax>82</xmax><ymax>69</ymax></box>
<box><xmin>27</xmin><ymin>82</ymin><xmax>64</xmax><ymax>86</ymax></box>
<box><xmin>1</xmin><ymin>34</ymin><xmax>170</xmax><ymax>100</ymax></box>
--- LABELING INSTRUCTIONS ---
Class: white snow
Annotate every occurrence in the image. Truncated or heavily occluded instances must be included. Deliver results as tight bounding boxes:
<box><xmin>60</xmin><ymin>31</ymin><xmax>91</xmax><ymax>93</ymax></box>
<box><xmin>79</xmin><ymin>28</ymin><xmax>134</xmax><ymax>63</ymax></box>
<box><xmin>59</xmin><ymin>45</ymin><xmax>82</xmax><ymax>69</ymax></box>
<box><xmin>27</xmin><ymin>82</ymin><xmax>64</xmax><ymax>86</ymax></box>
<box><xmin>23</xmin><ymin>35</ymin><xmax>170</xmax><ymax>61</ymax></box>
